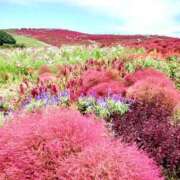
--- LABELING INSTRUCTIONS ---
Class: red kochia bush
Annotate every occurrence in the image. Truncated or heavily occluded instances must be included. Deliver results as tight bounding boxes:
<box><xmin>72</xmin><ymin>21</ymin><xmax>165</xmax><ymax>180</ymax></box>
<box><xmin>112</xmin><ymin>102</ymin><xmax>180</xmax><ymax>178</ymax></box>
<box><xmin>58</xmin><ymin>141</ymin><xmax>163</xmax><ymax>180</ymax></box>
<box><xmin>126</xmin><ymin>78</ymin><xmax>180</xmax><ymax>112</ymax></box>
<box><xmin>0</xmin><ymin>108</ymin><xmax>107</xmax><ymax>179</ymax></box>
<box><xmin>80</xmin><ymin>69</ymin><xmax>126</xmax><ymax>97</ymax></box>
<box><xmin>87</xmin><ymin>80</ymin><xmax>126</xmax><ymax>97</ymax></box>
<box><xmin>68</xmin><ymin>68</ymin><xmax>124</xmax><ymax>99</ymax></box>
<box><xmin>0</xmin><ymin>108</ymin><xmax>163</xmax><ymax>179</ymax></box>
<box><xmin>124</xmin><ymin>68</ymin><xmax>175</xmax><ymax>87</ymax></box>
<box><xmin>82</xmin><ymin>69</ymin><xmax>120</xmax><ymax>91</ymax></box>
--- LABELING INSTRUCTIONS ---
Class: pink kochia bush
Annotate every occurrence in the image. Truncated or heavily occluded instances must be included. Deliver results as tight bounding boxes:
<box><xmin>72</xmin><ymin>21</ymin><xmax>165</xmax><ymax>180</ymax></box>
<box><xmin>58</xmin><ymin>141</ymin><xmax>163</xmax><ymax>180</ymax></box>
<box><xmin>68</xmin><ymin>69</ymin><xmax>126</xmax><ymax>99</ymax></box>
<box><xmin>0</xmin><ymin>108</ymin><xmax>107</xmax><ymax>179</ymax></box>
<box><xmin>0</xmin><ymin>108</ymin><xmax>163</xmax><ymax>179</ymax></box>
<box><xmin>87</xmin><ymin>80</ymin><xmax>126</xmax><ymax>97</ymax></box>
<box><xmin>125</xmin><ymin>69</ymin><xmax>180</xmax><ymax>113</ymax></box>
<box><xmin>124</xmin><ymin>68</ymin><xmax>175</xmax><ymax>88</ymax></box>
<box><xmin>81</xmin><ymin>69</ymin><xmax>120</xmax><ymax>91</ymax></box>
<box><xmin>126</xmin><ymin>77</ymin><xmax>180</xmax><ymax>112</ymax></box>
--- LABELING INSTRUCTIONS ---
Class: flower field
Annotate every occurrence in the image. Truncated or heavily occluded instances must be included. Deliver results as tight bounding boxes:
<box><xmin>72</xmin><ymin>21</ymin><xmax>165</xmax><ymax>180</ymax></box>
<box><xmin>0</xmin><ymin>32</ymin><xmax>180</xmax><ymax>179</ymax></box>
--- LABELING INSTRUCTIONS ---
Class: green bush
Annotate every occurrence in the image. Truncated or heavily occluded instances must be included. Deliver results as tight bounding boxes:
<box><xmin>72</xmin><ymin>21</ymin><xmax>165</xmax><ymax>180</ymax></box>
<box><xmin>0</xmin><ymin>31</ymin><xmax>16</xmax><ymax>46</ymax></box>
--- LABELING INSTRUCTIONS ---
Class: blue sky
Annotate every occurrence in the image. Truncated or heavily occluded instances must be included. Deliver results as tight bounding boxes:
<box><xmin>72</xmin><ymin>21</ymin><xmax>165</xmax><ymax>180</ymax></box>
<box><xmin>0</xmin><ymin>0</ymin><xmax>180</xmax><ymax>36</ymax></box>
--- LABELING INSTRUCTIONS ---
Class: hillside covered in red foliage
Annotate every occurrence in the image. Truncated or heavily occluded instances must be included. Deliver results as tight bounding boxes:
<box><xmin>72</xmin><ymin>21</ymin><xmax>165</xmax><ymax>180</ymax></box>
<box><xmin>16</xmin><ymin>28</ymin><xmax>180</xmax><ymax>56</ymax></box>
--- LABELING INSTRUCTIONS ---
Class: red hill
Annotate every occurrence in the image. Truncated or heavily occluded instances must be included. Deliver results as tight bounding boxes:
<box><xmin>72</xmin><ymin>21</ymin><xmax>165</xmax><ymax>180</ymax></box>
<box><xmin>16</xmin><ymin>28</ymin><xmax>180</xmax><ymax>56</ymax></box>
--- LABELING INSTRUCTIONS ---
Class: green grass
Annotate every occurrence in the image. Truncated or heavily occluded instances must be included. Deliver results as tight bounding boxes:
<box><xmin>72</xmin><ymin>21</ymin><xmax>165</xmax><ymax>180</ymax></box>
<box><xmin>12</xmin><ymin>34</ymin><xmax>50</xmax><ymax>48</ymax></box>
<box><xmin>0</xmin><ymin>29</ymin><xmax>50</xmax><ymax>48</ymax></box>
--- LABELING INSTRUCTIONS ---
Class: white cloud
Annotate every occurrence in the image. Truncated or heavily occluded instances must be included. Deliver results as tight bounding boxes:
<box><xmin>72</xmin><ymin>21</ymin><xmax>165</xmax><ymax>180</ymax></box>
<box><xmin>2</xmin><ymin>0</ymin><xmax>180</xmax><ymax>36</ymax></box>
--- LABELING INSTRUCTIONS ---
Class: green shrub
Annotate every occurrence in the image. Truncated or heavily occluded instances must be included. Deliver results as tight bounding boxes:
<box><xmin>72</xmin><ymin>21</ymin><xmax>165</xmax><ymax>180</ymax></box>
<box><xmin>0</xmin><ymin>31</ymin><xmax>16</xmax><ymax>46</ymax></box>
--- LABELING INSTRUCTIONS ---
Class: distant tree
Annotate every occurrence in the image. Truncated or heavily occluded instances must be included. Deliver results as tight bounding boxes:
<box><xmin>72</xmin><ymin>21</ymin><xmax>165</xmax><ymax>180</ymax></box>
<box><xmin>0</xmin><ymin>31</ymin><xmax>16</xmax><ymax>46</ymax></box>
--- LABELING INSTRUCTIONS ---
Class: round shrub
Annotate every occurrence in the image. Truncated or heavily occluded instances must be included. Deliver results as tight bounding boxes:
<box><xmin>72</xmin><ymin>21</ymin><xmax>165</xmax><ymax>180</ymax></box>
<box><xmin>0</xmin><ymin>108</ymin><xmax>107</xmax><ymax>179</ymax></box>
<box><xmin>0</xmin><ymin>31</ymin><xmax>16</xmax><ymax>46</ymax></box>
<box><xmin>0</xmin><ymin>107</ymin><xmax>163</xmax><ymax>179</ymax></box>
<box><xmin>126</xmin><ymin>78</ymin><xmax>180</xmax><ymax>112</ymax></box>
<box><xmin>87</xmin><ymin>80</ymin><xmax>126</xmax><ymax>97</ymax></box>
<box><xmin>82</xmin><ymin>69</ymin><xmax>120</xmax><ymax>91</ymax></box>
<box><xmin>68</xmin><ymin>68</ymin><xmax>123</xmax><ymax>100</ymax></box>
<box><xmin>124</xmin><ymin>68</ymin><xmax>175</xmax><ymax>88</ymax></box>
<box><xmin>58</xmin><ymin>141</ymin><xmax>163</xmax><ymax>180</ymax></box>
<box><xmin>112</xmin><ymin>102</ymin><xmax>180</xmax><ymax>179</ymax></box>
<box><xmin>81</xmin><ymin>69</ymin><xmax>125</xmax><ymax>97</ymax></box>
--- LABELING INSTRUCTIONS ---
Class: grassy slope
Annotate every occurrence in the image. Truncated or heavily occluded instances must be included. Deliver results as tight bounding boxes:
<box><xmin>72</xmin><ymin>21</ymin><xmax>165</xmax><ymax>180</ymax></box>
<box><xmin>13</xmin><ymin>34</ymin><xmax>50</xmax><ymax>48</ymax></box>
